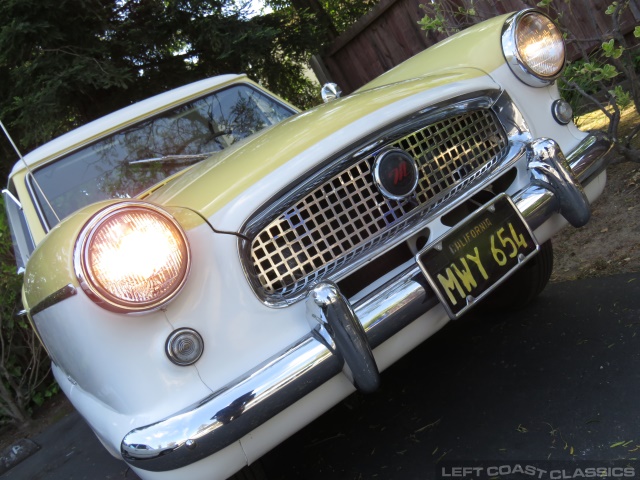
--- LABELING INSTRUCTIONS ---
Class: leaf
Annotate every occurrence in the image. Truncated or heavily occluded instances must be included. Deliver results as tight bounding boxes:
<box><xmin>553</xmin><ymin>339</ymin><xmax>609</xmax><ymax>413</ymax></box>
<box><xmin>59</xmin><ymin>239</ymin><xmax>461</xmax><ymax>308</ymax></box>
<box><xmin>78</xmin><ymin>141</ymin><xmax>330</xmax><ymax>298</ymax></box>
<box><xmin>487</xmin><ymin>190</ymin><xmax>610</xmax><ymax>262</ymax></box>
<box><xmin>32</xmin><ymin>392</ymin><xmax>44</xmax><ymax>407</ymax></box>
<box><xmin>611</xmin><ymin>441</ymin><xmax>627</xmax><ymax>448</ymax></box>
<box><xmin>609</xmin><ymin>86</ymin><xmax>632</xmax><ymax>109</ymax></box>
<box><xmin>635</xmin><ymin>26</ymin><xmax>640</xmax><ymax>38</ymax></box>
<box><xmin>602</xmin><ymin>39</ymin><xmax>624</xmax><ymax>59</ymax></box>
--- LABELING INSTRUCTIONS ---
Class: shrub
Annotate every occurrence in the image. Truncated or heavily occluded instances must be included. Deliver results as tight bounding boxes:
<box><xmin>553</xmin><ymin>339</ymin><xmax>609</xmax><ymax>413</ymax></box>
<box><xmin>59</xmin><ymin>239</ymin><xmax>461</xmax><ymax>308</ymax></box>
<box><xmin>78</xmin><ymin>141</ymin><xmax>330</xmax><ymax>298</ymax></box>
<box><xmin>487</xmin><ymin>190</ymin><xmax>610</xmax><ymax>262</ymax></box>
<box><xmin>0</xmin><ymin>196</ymin><xmax>54</xmax><ymax>427</ymax></box>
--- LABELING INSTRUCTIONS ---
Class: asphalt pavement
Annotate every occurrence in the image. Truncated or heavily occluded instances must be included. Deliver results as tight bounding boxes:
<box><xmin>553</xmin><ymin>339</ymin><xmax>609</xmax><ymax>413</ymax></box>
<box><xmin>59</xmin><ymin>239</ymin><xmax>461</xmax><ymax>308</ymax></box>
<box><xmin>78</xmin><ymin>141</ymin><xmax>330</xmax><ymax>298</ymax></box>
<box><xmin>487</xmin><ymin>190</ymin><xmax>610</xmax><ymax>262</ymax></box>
<box><xmin>2</xmin><ymin>272</ymin><xmax>639</xmax><ymax>480</ymax></box>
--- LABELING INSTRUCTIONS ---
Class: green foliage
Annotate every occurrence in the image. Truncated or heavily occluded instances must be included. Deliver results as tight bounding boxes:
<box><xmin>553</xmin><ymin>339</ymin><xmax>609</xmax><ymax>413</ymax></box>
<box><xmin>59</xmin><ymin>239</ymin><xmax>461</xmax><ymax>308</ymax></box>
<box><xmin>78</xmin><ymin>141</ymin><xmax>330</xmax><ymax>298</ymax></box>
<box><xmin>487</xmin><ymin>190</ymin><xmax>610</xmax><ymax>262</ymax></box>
<box><xmin>318</xmin><ymin>0</ymin><xmax>377</xmax><ymax>33</ymax></box>
<box><xmin>265</xmin><ymin>0</ymin><xmax>376</xmax><ymax>35</ymax></box>
<box><xmin>0</xmin><ymin>0</ymin><xmax>323</xmax><ymax>171</ymax></box>
<box><xmin>417</xmin><ymin>9</ymin><xmax>449</xmax><ymax>34</ymax></box>
<box><xmin>602</xmin><ymin>39</ymin><xmax>624</xmax><ymax>59</ymax></box>
<box><xmin>571</xmin><ymin>61</ymin><xmax>619</xmax><ymax>83</ymax></box>
<box><xmin>605</xmin><ymin>1</ymin><xmax>620</xmax><ymax>14</ymax></box>
<box><xmin>560</xmin><ymin>60</ymin><xmax>621</xmax><ymax>117</ymax></box>
<box><xmin>417</xmin><ymin>1</ymin><xmax>477</xmax><ymax>36</ymax></box>
<box><xmin>32</xmin><ymin>382</ymin><xmax>60</xmax><ymax>408</ymax></box>
<box><xmin>609</xmin><ymin>85</ymin><xmax>632</xmax><ymax>109</ymax></box>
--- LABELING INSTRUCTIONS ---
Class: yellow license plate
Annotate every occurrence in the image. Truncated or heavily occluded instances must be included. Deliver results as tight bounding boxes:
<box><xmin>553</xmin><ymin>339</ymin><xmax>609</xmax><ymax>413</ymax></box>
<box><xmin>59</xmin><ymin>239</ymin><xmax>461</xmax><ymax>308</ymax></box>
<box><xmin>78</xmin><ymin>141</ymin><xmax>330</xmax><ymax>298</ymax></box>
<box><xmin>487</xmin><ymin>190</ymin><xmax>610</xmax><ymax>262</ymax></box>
<box><xmin>417</xmin><ymin>194</ymin><xmax>539</xmax><ymax>319</ymax></box>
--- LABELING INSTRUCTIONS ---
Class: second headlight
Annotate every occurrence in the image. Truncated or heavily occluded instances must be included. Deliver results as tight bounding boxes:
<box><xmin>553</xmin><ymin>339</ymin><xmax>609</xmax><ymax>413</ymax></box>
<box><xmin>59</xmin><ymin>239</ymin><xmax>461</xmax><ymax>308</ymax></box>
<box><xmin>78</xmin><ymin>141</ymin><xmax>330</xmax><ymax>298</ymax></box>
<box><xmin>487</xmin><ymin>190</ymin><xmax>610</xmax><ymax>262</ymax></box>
<box><xmin>502</xmin><ymin>9</ymin><xmax>566</xmax><ymax>87</ymax></box>
<box><xmin>75</xmin><ymin>202</ymin><xmax>191</xmax><ymax>313</ymax></box>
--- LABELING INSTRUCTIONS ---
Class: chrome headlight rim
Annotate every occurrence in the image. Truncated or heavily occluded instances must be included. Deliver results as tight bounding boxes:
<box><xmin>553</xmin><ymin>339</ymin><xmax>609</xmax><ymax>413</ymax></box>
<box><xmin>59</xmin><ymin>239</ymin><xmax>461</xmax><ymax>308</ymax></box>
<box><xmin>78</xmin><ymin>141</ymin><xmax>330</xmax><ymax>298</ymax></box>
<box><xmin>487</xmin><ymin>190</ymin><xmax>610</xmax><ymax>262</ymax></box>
<box><xmin>74</xmin><ymin>201</ymin><xmax>191</xmax><ymax>314</ymax></box>
<box><xmin>501</xmin><ymin>9</ymin><xmax>566</xmax><ymax>87</ymax></box>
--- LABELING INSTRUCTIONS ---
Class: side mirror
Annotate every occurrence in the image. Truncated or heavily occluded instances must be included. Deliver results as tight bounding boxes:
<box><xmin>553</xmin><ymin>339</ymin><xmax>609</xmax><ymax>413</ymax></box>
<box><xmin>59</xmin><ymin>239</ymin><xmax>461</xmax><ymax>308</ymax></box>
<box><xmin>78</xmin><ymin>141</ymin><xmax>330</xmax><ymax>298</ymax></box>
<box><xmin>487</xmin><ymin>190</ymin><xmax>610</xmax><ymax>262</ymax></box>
<box><xmin>321</xmin><ymin>83</ymin><xmax>342</xmax><ymax>103</ymax></box>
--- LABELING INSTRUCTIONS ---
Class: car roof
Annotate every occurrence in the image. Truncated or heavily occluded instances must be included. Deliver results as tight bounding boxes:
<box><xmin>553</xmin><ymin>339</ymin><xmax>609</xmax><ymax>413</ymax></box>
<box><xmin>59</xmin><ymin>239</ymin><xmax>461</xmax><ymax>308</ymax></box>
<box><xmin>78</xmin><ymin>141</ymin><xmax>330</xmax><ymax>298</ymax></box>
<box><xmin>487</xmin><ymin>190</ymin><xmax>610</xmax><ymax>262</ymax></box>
<box><xmin>8</xmin><ymin>74</ymin><xmax>246</xmax><ymax>177</ymax></box>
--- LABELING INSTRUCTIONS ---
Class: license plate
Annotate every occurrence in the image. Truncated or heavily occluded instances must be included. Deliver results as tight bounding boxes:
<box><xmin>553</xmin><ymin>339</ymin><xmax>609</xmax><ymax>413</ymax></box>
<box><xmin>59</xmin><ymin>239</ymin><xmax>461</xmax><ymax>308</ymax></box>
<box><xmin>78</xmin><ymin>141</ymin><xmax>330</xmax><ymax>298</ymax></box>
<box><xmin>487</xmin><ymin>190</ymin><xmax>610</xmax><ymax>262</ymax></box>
<box><xmin>417</xmin><ymin>194</ymin><xmax>539</xmax><ymax>319</ymax></box>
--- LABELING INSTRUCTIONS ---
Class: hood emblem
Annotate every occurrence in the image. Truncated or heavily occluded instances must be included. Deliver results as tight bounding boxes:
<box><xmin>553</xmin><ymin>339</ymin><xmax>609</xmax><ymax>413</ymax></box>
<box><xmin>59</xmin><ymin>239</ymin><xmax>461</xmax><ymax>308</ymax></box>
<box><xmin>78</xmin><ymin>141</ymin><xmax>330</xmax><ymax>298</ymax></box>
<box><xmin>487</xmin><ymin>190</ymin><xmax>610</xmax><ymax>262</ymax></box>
<box><xmin>373</xmin><ymin>148</ymin><xmax>419</xmax><ymax>200</ymax></box>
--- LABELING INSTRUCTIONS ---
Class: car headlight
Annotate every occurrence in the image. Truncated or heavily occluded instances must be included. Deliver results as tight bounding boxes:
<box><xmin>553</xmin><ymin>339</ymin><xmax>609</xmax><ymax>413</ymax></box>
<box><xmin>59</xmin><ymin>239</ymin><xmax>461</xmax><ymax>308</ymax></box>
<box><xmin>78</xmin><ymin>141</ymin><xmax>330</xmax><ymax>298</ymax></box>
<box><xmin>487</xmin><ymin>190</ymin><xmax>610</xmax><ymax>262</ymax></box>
<box><xmin>75</xmin><ymin>202</ymin><xmax>190</xmax><ymax>313</ymax></box>
<box><xmin>502</xmin><ymin>9</ymin><xmax>565</xmax><ymax>87</ymax></box>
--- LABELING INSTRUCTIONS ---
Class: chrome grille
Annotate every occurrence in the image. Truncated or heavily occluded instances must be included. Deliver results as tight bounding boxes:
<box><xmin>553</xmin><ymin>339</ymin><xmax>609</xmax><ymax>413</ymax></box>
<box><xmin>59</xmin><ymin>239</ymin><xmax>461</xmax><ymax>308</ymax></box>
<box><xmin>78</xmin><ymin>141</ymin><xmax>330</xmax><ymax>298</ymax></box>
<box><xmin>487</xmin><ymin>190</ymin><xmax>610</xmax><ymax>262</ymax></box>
<box><xmin>249</xmin><ymin>109</ymin><xmax>508</xmax><ymax>299</ymax></box>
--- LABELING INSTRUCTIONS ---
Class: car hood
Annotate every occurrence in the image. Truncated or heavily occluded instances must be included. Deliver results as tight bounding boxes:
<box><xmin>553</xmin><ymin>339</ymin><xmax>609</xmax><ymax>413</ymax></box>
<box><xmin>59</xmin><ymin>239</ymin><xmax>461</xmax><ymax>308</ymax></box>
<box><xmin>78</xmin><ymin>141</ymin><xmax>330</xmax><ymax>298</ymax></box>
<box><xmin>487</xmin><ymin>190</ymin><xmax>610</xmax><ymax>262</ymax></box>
<box><xmin>145</xmin><ymin>68</ymin><xmax>497</xmax><ymax>227</ymax></box>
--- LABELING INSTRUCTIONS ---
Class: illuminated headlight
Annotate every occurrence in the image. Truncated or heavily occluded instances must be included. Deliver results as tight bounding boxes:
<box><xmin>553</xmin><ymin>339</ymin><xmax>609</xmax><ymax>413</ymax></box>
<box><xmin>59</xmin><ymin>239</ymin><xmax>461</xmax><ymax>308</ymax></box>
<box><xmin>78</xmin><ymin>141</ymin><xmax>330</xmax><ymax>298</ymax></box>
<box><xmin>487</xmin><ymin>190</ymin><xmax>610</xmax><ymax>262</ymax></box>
<box><xmin>502</xmin><ymin>10</ymin><xmax>565</xmax><ymax>87</ymax></box>
<box><xmin>75</xmin><ymin>202</ymin><xmax>190</xmax><ymax>313</ymax></box>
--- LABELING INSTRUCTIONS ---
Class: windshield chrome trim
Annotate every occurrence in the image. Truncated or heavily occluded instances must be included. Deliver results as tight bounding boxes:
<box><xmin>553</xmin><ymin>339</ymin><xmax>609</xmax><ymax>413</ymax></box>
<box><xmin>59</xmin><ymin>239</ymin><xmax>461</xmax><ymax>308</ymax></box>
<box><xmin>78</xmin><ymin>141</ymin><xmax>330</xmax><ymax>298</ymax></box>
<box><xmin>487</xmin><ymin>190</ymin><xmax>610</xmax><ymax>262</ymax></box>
<box><xmin>2</xmin><ymin>188</ymin><xmax>22</xmax><ymax>209</ymax></box>
<box><xmin>3</xmin><ymin>186</ymin><xmax>37</xmax><ymax>268</ymax></box>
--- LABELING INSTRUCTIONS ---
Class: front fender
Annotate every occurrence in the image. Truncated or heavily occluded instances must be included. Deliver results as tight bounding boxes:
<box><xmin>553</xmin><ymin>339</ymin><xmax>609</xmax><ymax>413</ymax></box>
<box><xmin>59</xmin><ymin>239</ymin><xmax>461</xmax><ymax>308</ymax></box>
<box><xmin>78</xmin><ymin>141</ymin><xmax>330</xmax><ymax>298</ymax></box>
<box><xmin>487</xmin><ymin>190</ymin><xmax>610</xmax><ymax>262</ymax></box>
<box><xmin>358</xmin><ymin>14</ymin><xmax>510</xmax><ymax>91</ymax></box>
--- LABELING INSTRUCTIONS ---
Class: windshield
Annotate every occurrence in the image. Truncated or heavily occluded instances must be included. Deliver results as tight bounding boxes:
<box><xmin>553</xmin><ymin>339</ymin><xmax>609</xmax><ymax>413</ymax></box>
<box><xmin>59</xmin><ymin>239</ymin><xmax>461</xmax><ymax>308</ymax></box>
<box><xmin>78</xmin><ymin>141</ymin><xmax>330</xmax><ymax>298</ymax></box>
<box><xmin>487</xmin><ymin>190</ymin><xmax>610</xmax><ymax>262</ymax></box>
<box><xmin>30</xmin><ymin>84</ymin><xmax>294</xmax><ymax>228</ymax></box>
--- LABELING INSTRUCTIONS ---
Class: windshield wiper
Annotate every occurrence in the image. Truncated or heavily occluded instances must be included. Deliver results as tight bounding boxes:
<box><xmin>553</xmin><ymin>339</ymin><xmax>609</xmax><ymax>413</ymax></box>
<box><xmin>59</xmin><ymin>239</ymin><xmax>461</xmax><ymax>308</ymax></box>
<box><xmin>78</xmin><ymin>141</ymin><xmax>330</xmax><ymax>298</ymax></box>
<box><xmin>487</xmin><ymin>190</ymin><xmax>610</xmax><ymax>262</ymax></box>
<box><xmin>128</xmin><ymin>152</ymin><xmax>216</xmax><ymax>165</ymax></box>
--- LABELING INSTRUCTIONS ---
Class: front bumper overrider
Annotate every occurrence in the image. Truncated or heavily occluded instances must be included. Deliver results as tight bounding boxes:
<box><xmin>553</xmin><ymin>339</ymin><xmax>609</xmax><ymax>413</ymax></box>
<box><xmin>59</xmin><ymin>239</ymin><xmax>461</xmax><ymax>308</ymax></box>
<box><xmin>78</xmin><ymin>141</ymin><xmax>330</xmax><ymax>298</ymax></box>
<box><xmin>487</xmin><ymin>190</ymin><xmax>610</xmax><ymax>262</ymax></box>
<box><xmin>121</xmin><ymin>131</ymin><xmax>612</xmax><ymax>472</ymax></box>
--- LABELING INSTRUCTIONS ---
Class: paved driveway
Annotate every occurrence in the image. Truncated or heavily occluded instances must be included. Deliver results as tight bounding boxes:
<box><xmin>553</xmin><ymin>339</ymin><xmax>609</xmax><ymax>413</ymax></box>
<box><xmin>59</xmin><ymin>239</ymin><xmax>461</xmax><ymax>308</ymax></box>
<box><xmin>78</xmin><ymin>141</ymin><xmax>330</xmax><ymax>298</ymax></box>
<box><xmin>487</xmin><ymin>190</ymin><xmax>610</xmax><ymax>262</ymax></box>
<box><xmin>2</xmin><ymin>273</ymin><xmax>639</xmax><ymax>480</ymax></box>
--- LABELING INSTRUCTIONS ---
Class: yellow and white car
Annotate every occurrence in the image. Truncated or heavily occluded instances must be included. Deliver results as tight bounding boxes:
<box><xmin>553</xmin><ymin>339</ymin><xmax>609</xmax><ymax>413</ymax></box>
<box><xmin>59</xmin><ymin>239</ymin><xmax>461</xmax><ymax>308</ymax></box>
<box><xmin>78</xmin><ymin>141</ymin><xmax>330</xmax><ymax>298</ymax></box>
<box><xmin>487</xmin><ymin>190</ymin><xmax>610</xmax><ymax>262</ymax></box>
<box><xmin>4</xmin><ymin>10</ymin><xmax>612</xmax><ymax>480</ymax></box>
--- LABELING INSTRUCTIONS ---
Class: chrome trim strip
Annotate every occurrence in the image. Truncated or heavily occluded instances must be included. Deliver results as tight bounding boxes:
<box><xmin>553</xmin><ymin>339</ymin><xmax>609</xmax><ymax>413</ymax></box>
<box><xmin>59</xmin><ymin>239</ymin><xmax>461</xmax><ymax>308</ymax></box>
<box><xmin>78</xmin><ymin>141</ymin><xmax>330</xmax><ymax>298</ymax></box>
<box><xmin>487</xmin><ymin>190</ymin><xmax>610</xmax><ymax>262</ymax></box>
<box><xmin>2</xmin><ymin>189</ymin><xmax>22</xmax><ymax>210</ymax></box>
<box><xmin>25</xmin><ymin>173</ymin><xmax>52</xmax><ymax>234</ymax></box>
<box><xmin>122</xmin><ymin>132</ymin><xmax>611</xmax><ymax>472</ymax></box>
<box><xmin>2</xmin><ymin>186</ymin><xmax>36</xmax><ymax>269</ymax></box>
<box><xmin>30</xmin><ymin>284</ymin><xmax>77</xmax><ymax>317</ymax></box>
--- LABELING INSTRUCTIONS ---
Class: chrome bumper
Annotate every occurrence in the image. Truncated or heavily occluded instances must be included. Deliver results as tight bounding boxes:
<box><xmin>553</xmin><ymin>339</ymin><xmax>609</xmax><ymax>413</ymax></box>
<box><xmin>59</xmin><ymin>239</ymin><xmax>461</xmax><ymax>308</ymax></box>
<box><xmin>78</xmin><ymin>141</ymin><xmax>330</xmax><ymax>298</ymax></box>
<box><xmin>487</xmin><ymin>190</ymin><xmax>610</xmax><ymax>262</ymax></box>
<box><xmin>121</xmin><ymin>132</ymin><xmax>612</xmax><ymax>472</ymax></box>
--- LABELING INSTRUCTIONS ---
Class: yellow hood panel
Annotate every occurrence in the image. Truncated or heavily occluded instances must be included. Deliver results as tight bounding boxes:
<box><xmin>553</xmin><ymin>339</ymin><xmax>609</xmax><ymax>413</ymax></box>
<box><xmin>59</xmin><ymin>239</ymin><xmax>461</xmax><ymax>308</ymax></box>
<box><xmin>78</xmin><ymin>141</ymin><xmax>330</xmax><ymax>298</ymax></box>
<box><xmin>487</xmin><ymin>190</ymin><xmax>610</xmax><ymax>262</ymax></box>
<box><xmin>146</xmin><ymin>68</ymin><xmax>492</xmax><ymax>218</ymax></box>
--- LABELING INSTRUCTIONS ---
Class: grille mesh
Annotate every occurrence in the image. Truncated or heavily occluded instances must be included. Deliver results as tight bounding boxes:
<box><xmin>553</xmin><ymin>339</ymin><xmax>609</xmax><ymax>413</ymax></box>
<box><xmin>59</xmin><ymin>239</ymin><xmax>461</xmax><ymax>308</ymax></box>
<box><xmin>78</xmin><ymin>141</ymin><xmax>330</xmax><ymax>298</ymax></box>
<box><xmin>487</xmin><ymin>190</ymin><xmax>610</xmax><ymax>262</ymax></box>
<box><xmin>250</xmin><ymin>109</ymin><xmax>507</xmax><ymax>298</ymax></box>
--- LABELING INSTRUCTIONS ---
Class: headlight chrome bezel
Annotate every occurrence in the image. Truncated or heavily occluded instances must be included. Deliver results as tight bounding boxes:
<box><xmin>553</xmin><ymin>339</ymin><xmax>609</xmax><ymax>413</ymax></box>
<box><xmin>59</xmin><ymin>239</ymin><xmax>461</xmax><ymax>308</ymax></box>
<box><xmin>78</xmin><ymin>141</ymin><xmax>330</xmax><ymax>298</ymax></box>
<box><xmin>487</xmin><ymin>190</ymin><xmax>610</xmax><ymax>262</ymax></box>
<box><xmin>502</xmin><ymin>9</ymin><xmax>566</xmax><ymax>87</ymax></box>
<box><xmin>74</xmin><ymin>202</ymin><xmax>191</xmax><ymax>314</ymax></box>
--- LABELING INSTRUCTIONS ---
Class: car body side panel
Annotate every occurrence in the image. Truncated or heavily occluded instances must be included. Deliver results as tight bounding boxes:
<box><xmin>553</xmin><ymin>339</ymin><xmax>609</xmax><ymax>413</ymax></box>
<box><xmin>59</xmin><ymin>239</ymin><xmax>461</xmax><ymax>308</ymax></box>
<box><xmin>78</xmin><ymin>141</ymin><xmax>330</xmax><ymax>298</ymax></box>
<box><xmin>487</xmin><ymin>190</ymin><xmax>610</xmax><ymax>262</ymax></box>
<box><xmin>37</xmin><ymin>294</ymin><xmax>213</xmax><ymax>415</ymax></box>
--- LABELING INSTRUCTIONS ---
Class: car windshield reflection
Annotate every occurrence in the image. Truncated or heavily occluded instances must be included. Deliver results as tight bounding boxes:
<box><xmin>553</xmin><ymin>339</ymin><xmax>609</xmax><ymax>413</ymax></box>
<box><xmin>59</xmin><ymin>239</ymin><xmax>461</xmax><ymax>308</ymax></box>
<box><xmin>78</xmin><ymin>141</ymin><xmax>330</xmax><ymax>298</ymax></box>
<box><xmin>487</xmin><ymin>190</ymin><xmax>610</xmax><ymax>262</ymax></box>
<box><xmin>30</xmin><ymin>84</ymin><xmax>295</xmax><ymax>228</ymax></box>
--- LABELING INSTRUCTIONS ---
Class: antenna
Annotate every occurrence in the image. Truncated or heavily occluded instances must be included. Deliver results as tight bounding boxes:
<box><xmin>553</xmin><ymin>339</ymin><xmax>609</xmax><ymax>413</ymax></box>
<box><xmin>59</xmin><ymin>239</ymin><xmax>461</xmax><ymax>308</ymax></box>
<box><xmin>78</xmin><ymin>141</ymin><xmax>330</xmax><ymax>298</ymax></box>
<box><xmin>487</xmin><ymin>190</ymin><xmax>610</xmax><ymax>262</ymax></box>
<box><xmin>1</xmin><ymin>120</ymin><xmax>61</xmax><ymax>224</ymax></box>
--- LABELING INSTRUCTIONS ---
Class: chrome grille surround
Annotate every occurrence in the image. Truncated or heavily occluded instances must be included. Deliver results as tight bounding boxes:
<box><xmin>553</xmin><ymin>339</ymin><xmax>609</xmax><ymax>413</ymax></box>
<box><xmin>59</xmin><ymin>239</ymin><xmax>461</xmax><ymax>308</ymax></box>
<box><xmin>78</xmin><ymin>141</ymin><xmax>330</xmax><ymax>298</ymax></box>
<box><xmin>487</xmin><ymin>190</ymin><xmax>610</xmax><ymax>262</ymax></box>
<box><xmin>241</xmin><ymin>91</ymin><xmax>530</xmax><ymax>306</ymax></box>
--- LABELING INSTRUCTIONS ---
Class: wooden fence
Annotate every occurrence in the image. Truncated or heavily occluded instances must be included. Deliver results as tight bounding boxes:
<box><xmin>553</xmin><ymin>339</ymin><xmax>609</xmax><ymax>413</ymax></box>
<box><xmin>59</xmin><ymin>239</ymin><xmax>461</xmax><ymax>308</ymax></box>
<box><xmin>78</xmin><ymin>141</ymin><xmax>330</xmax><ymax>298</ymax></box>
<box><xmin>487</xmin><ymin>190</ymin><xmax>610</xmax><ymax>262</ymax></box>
<box><xmin>319</xmin><ymin>0</ymin><xmax>640</xmax><ymax>94</ymax></box>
